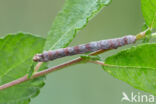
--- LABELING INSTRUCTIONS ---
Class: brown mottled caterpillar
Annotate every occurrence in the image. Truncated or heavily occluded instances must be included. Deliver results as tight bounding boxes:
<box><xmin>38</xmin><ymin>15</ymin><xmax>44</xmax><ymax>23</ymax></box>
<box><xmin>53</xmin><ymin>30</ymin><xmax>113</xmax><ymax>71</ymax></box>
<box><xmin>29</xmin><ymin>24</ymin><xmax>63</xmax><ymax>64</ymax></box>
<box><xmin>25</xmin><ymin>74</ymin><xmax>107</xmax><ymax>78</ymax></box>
<box><xmin>33</xmin><ymin>35</ymin><xmax>136</xmax><ymax>62</ymax></box>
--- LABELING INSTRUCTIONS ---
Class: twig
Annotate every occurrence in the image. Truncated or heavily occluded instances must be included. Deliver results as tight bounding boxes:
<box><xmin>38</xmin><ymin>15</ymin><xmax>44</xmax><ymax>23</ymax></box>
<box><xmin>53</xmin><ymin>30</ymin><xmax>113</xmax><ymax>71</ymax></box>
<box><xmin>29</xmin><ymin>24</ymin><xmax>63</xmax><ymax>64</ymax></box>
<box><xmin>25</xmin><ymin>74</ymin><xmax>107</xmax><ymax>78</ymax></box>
<box><xmin>0</xmin><ymin>49</ymin><xmax>110</xmax><ymax>90</ymax></box>
<box><xmin>89</xmin><ymin>49</ymin><xmax>110</xmax><ymax>55</ymax></box>
<box><xmin>89</xmin><ymin>60</ymin><xmax>106</xmax><ymax>66</ymax></box>
<box><xmin>34</xmin><ymin>62</ymin><xmax>43</xmax><ymax>72</ymax></box>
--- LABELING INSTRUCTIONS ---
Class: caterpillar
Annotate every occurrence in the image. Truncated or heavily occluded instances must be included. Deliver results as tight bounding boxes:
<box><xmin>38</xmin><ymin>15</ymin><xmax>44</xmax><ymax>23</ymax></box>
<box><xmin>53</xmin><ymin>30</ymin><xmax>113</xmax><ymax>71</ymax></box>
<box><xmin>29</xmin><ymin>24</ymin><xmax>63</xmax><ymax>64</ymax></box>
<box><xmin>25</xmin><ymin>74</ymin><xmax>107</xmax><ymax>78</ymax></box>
<box><xmin>33</xmin><ymin>35</ymin><xmax>136</xmax><ymax>62</ymax></box>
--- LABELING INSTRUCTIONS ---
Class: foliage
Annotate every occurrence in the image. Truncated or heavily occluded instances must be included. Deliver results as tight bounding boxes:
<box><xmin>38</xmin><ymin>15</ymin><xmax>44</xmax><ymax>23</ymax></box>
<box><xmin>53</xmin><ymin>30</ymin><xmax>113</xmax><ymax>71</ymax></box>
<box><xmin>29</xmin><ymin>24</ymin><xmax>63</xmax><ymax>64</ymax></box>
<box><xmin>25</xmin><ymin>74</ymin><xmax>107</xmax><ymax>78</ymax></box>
<box><xmin>103</xmin><ymin>44</ymin><xmax>156</xmax><ymax>95</ymax></box>
<box><xmin>0</xmin><ymin>33</ymin><xmax>45</xmax><ymax>104</ymax></box>
<box><xmin>0</xmin><ymin>0</ymin><xmax>111</xmax><ymax>104</ymax></box>
<box><xmin>0</xmin><ymin>0</ymin><xmax>156</xmax><ymax>104</ymax></box>
<box><xmin>141</xmin><ymin>0</ymin><xmax>156</xmax><ymax>28</ymax></box>
<box><xmin>44</xmin><ymin>0</ymin><xmax>111</xmax><ymax>50</ymax></box>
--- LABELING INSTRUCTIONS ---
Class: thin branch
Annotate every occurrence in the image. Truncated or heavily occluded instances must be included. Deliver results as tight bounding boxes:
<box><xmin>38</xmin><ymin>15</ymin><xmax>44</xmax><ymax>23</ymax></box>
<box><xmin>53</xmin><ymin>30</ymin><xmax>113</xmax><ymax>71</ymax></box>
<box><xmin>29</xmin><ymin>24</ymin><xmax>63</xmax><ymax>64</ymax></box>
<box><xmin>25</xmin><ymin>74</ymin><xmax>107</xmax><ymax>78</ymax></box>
<box><xmin>34</xmin><ymin>62</ymin><xmax>43</xmax><ymax>72</ymax></box>
<box><xmin>89</xmin><ymin>60</ymin><xmax>106</xmax><ymax>66</ymax></box>
<box><xmin>89</xmin><ymin>49</ymin><xmax>110</xmax><ymax>55</ymax></box>
<box><xmin>0</xmin><ymin>58</ymin><xmax>80</xmax><ymax>90</ymax></box>
<box><xmin>0</xmin><ymin>75</ymin><xmax>28</xmax><ymax>90</ymax></box>
<box><xmin>0</xmin><ymin>49</ymin><xmax>110</xmax><ymax>90</ymax></box>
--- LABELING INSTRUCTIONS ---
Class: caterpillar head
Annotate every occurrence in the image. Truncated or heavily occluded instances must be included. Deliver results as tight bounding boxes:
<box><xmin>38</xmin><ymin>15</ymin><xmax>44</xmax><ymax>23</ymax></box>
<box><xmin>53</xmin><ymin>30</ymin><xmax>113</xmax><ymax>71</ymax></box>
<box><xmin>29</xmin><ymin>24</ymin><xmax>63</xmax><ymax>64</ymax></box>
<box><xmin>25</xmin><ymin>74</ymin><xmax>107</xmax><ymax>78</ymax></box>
<box><xmin>33</xmin><ymin>54</ymin><xmax>44</xmax><ymax>62</ymax></box>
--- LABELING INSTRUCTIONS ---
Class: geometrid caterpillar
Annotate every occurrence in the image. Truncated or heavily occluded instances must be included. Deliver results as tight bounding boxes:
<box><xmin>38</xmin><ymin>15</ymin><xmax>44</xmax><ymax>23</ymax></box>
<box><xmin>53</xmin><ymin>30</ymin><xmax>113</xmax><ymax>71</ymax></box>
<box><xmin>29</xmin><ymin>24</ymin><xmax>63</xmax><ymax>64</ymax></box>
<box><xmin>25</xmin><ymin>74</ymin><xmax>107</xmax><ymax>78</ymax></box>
<box><xmin>33</xmin><ymin>35</ymin><xmax>136</xmax><ymax>62</ymax></box>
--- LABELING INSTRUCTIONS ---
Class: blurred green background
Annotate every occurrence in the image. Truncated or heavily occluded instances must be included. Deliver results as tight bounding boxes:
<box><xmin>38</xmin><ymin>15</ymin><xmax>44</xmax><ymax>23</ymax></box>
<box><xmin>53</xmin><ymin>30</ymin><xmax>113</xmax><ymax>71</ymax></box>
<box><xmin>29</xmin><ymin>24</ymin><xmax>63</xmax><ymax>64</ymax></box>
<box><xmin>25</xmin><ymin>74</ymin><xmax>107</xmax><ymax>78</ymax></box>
<box><xmin>0</xmin><ymin>0</ymin><xmax>153</xmax><ymax>104</ymax></box>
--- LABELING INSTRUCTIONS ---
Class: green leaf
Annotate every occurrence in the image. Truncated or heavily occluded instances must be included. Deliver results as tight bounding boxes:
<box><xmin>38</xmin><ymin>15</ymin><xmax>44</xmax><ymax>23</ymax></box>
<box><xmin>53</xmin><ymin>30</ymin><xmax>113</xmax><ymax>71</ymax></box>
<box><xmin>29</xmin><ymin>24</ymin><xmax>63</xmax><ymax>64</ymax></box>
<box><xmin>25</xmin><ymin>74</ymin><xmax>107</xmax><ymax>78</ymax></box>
<box><xmin>44</xmin><ymin>0</ymin><xmax>111</xmax><ymax>50</ymax></box>
<box><xmin>0</xmin><ymin>33</ymin><xmax>46</xmax><ymax>104</ymax></box>
<box><xmin>103</xmin><ymin>43</ymin><xmax>156</xmax><ymax>95</ymax></box>
<box><xmin>142</xmin><ymin>23</ymin><xmax>148</xmax><ymax>31</ymax></box>
<box><xmin>141</xmin><ymin>0</ymin><xmax>156</xmax><ymax>28</ymax></box>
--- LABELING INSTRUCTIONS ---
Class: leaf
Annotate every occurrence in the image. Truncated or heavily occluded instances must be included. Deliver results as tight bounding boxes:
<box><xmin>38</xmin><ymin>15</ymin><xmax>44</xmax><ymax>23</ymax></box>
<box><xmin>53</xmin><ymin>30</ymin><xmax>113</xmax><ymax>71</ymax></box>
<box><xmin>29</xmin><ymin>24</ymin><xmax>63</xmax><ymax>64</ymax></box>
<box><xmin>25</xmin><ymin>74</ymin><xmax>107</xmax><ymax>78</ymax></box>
<box><xmin>141</xmin><ymin>0</ymin><xmax>156</xmax><ymax>28</ymax></box>
<box><xmin>142</xmin><ymin>23</ymin><xmax>148</xmax><ymax>31</ymax></box>
<box><xmin>103</xmin><ymin>43</ymin><xmax>156</xmax><ymax>95</ymax></box>
<box><xmin>0</xmin><ymin>33</ymin><xmax>46</xmax><ymax>104</ymax></box>
<box><xmin>44</xmin><ymin>0</ymin><xmax>111</xmax><ymax>50</ymax></box>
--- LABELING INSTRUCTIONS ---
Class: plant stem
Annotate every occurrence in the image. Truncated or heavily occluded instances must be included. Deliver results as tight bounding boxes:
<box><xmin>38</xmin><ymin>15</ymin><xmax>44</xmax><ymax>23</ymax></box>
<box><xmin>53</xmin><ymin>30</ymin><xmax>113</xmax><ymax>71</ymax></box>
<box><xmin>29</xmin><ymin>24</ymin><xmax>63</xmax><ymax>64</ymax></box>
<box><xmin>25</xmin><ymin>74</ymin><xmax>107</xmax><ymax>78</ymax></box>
<box><xmin>0</xmin><ymin>49</ymin><xmax>110</xmax><ymax>90</ymax></box>
<box><xmin>136</xmin><ymin>29</ymin><xmax>147</xmax><ymax>40</ymax></box>
<box><xmin>89</xmin><ymin>60</ymin><xmax>106</xmax><ymax>65</ymax></box>
<box><xmin>34</xmin><ymin>62</ymin><xmax>43</xmax><ymax>72</ymax></box>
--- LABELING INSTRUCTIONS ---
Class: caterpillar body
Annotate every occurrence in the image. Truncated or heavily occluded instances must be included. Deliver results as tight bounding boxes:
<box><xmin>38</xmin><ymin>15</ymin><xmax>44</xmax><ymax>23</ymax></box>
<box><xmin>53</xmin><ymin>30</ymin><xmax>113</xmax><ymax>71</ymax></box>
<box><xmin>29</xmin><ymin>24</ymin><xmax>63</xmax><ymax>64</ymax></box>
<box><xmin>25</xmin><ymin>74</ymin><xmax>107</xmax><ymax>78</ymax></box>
<box><xmin>33</xmin><ymin>35</ymin><xmax>136</xmax><ymax>62</ymax></box>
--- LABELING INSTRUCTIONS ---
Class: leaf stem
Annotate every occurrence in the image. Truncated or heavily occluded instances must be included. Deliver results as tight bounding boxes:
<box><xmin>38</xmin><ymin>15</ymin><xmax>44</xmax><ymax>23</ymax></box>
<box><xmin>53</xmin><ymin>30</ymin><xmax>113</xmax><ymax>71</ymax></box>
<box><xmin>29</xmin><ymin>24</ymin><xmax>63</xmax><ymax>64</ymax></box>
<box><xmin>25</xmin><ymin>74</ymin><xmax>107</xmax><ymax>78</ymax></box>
<box><xmin>89</xmin><ymin>60</ymin><xmax>156</xmax><ymax>70</ymax></box>
<box><xmin>34</xmin><ymin>62</ymin><xmax>43</xmax><ymax>72</ymax></box>
<box><xmin>136</xmin><ymin>29</ymin><xmax>148</xmax><ymax>40</ymax></box>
